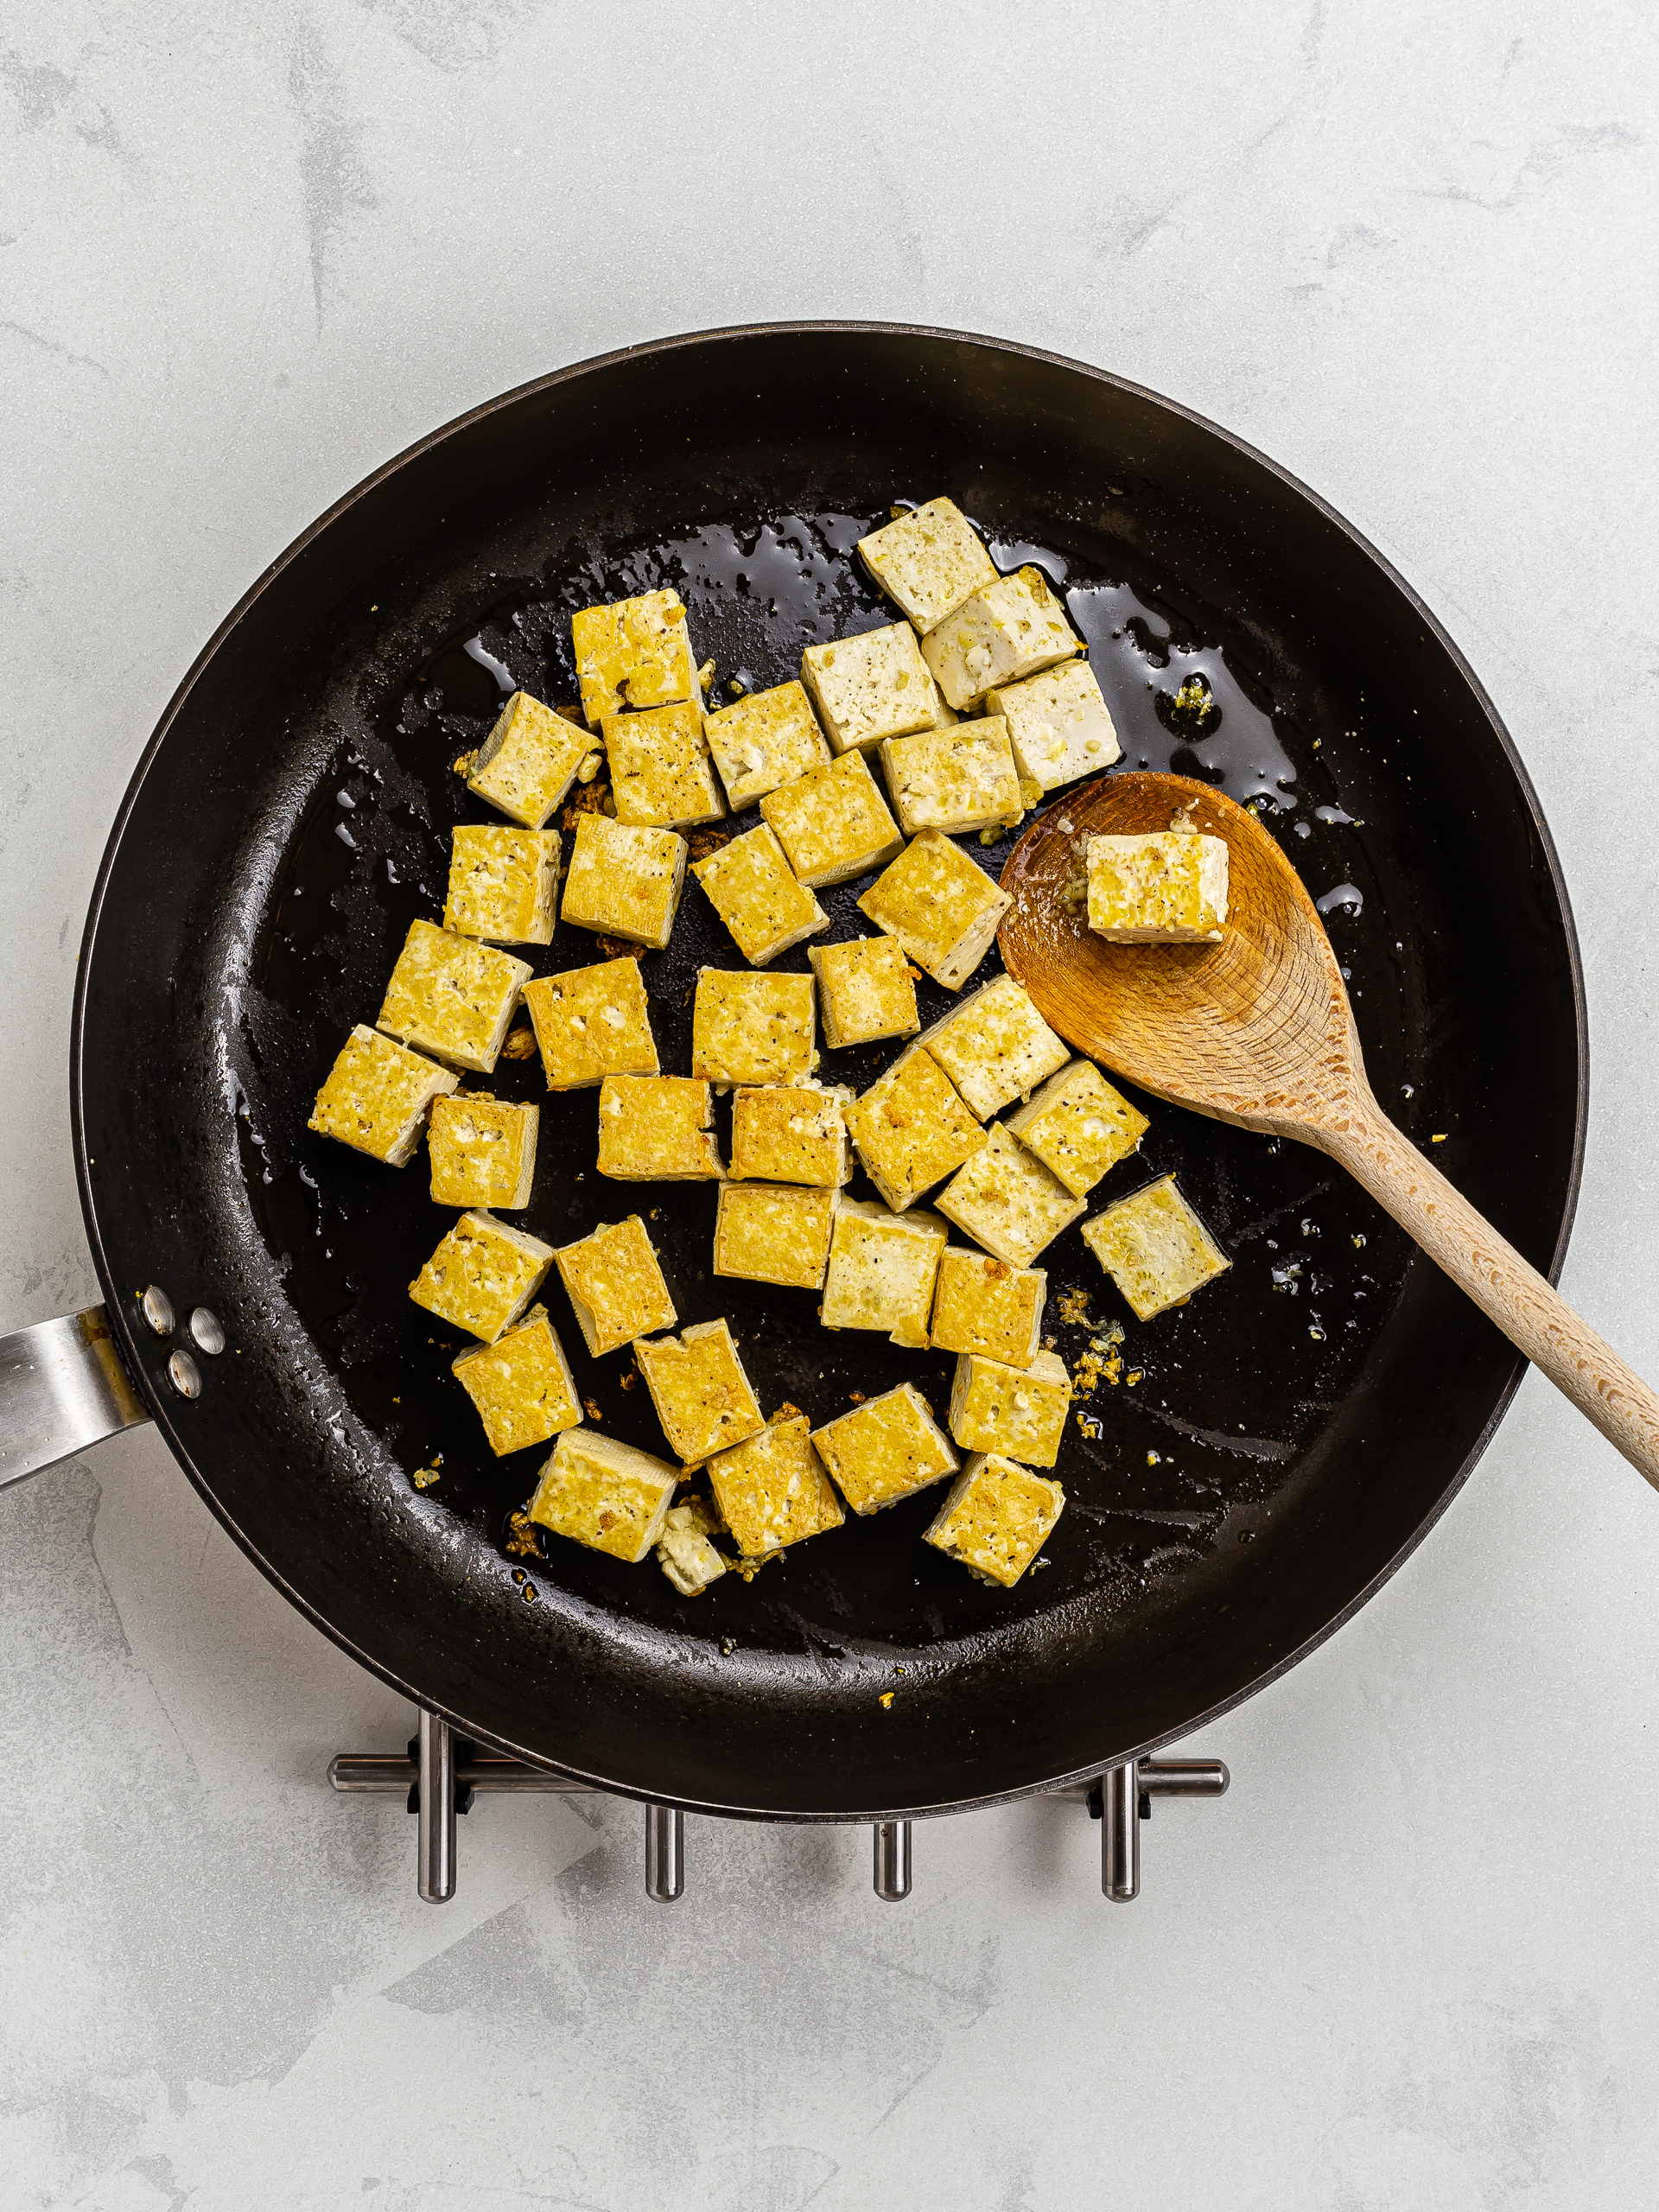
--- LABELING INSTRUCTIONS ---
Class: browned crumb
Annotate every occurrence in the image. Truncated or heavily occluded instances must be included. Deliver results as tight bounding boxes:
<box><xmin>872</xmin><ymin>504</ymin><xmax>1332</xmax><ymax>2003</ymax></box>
<box><xmin>1056</xmin><ymin>1286</ymin><xmax>1094</xmax><ymax>1328</ymax></box>
<box><xmin>726</xmin><ymin>1550</ymin><xmax>779</xmax><ymax>1583</ymax></box>
<box><xmin>767</xmin><ymin>1402</ymin><xmax>804</xmax><ymax>1425</ymax></box>
<box><xmin>594</xmin><ymin>935</ymin><xmax>643</xmax><ymax>960</ymax></box>
<box><xmin>562</xmin><ymin>780</ymin><xmax>612</xmax><ymax>829</ymax></box>
<box><xmin>619</xmin><ymin>1367</ymin><xmax>639</xmax><ymax>1391</ymax></box>
<box><xmin>504</xmin><ymin>1510</ymin><xmax>540</xmax><ymax>1559</ymax></box>
<box><xmin>555</xmin><ymin>702</ymin><xmax>585</xmax><ymax>728</ymax></box>
<box><xmin>582</xmin><ymin>1396</ymin><xmax>604</xmax><ymax>1421</ymax></box>
<box><xmin>848</xmin><ymin>1390</ymin><xmax>867</xmax><ymax>1404</ymax></box>
<box><xmin>688</xmin><ymin>827</ymin><xmax>731</xmax><ymax>861</ymax></box>
<box><xmin>500</xmin><ymin>1023</ymin><xmax>537</xmax><ymax>1060</ymax></box>
<box><xmin>452</xmin><ymin>751</ymin><xmax>478</xmax><ymax>777</ymax></box>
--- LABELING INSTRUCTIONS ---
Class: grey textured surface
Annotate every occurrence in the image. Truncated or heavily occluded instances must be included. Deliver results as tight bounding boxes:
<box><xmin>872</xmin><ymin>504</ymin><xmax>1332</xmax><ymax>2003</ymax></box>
<box><xmin>4</xmin><ymin>3</ymin><xmax>1659</xmax><ymax>2205</ymax></box>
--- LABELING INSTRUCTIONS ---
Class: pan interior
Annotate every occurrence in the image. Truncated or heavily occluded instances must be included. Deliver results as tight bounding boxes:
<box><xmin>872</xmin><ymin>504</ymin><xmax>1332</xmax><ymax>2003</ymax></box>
<box><xmin>74</xmin><ymin>332</ymin><xmax>1581</xmax><ymax>1816</ymax></box>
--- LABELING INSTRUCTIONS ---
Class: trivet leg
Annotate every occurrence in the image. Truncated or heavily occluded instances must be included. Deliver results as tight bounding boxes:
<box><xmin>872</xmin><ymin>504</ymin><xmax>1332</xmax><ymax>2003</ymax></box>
<box><xmin>645</xmin><ymin>1803</ymin><xmax>683</xmax><ymax>1902</ymax></box>
<box><xmin>417</xmin><ymin>1712</ymin><xmax>456</xmax><ymax>1904</ymax></box>
<box><xmin>1102</xmin><ymin>1761</ymin><xmax>1139</xmax><ymax>1903</ymax></box>
<box><xmin>874</xmin><ymin>1819</ymin><xmax>912</xmax><ymax>1903</ymax></box>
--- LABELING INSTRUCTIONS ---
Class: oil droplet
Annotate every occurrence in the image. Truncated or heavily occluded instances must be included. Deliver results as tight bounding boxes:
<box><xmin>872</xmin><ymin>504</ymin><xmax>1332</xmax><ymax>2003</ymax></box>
<box><xmin>1316</xmin><ymin>882</ymin><xmax>1363</xmax><ymax>917</ymax></box>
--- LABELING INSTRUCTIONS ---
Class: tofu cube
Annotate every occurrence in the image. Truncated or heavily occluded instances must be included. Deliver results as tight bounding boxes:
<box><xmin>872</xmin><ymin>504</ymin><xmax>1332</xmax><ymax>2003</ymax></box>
<box><xmin>936</xmin><ymin>1123</ymin><xmax>1086</xmax><ymax>1268</ymax></box>
<box><xmin>602</xmin><ymin>699</ymin><xmax>726</xmax><ymax>830</ymax></box>
<box><xmin>634</xmin><ymin>1319</ymin><xmax>766</xmax><ymax>1467</ymax></box>
<box><xmin>1004</xmin><ymin>1060</ymin><xmax>1148</xmax><ymax>1198</ymax></box>
<box><xmin>692</xmin><ymin>823</ymin><xmax>828</xmax><ymax>967</ymax></box>
<box><xmin>918</xmin><ymin>974</ymin><xmax>1070</xmax><ymax>1121</ymax></box>
<box><xmin>707</xmin><ymin>1414</ymin><xmax>845</xmax><ymax>1557</ymax></box>
<box><xmin>987</xmin><ymin>661</ymin><xmax>1121</xmax><ymax>793</ymax></box>
<box><xmin>428</xmin><ymin>1092</ymin><xmax>539</xmax><ymax>1209</ymax></box>
<box><xmin>691</xmin><ymin>969</ymin><xmax>815</xmax><ymax>1088</ymax></box>
<box><xmin>704</xmin><ymin>679</ymin><xmax>832</xmax><ymax>808</ymax></box>
<box><xmin>308</xmin><ymin>1025</ymin><xmax>458</xmax><ymax>1166</ymax></box>
<box><xmin>844</xmin><ymin>1050</ymin><xmax>986</xmax><ymax>1211</ymax></box>
<box><xmin>808</xmin><ymin>934</ymin><xmax>920</xmax><ymax>1051</ymax></box>
<box><xmin>759</xmin><ymin>750</ymin><xmax>903</xmax><ymax>890</ymax></box>
<box><xmin>409</xmin><ymin>1209</ymin><xmax>555</xmax><ymax>1343</ymax></box>
<box><xmin>924</xmin><ymin>1453</ymin><xmax>1065</xmax><ymax>1586</ymax></box>
<box><xmin>929</xmin><ymin>1246</ymin><xmax>1046</xmax><ymax>1367</ymax></box>
<box><xmin>377</xmin><ymin>919</ymin><xmax>532</xmax><ymax>1075</ymax></box>
<box><xmin>800</xmin><ymin>622</ymin><xmax>943</xmax><ymax>754</ymax></box>
<box><xmin>856</xmin><ymin>830</ymin><xmax>1011</xmax><ymax>991</ymax></box>
<box><xmin>529</xmin><ymin>1427</ymin><xmax>679</xmax><ymax>1562</ymax></box>
<box><xmin>656</xmin><ymin>1498</ymin><xmax>728</xmax><ymax>1596</ymax></box>
<box><xmin>554</xmin><ymin>1214</ymin><xmax>677</xmax><ymax>1355</ymax></box>
<box><xmin>713</xmin><ymin>1183</ymin><xmax>838</xmax><ymax>1290</ymax></box>
<box><xmin>467</xmin><ymin>691</ymin><xmax>592</xmax><ymax>830</ymax></box>
<box><xmin>856</xmin><ymin>497</ymin><xmax>999</xmax><ymax>631</ymax></box>
<box><xmin>729</xmin><ymin>1082</ymin><xmax>851</xmax><ymax>1187</ymax></box>
<box><xmin>818</xmin><ymin>1198</ymin><xmax>946</xmax><ymax>1349</ymax></box>
<box><xmin>450</xmin><ymin>1304</ymin><xmax>582</xmax><ymax>1456</ymax></box>
<box><xmin>947</xmin><ymin>1349</ymin><xmax>1072</xmax><ymax>1469</ymax></box>
<box><xmin>521</xmin><ymin>957</ymin><xmax>659</xmax><ymax>1090</ymax></box>
<box><xmin>560</xmin><ymin>814</ymin><xmax>688</xmax><ymax>950</ymax></box>
<box><xmin>880</xmin><ymin>717</ymin><xmax>1023</xmax><ymax>838</ymax></box>
<box><xmin>1081</xmin><ymin>1173</ymin><xmax>1231</xmax><ymax>1320</ymax></box>
<box><xmin>1086</xmin><ymin>831</ymin><xmax>1229</xmax><ymax>943</ymax></box>
<box><xmin>442</xmin><ymin>824</ymin><xmax>562</xmax><ymax>945</ymax></box>
<box><xmin>571</xmin><ymin>589</ymin><xmax>697</xmax><ymax>726</ymax></box>
<box><xmin>922</xmin><ymin>567</ymin><xmax>1080</xmax><ymax>711</ymax></box>
<box><xmin>597</xmin><ymin>1075</ymin><xmax>724</xmax><ymax>1180</ymax></box>
<box><xmin>811</xmin><ymin>1382</ymin><xmax>957</xmax><ymax>1516</ymax></box>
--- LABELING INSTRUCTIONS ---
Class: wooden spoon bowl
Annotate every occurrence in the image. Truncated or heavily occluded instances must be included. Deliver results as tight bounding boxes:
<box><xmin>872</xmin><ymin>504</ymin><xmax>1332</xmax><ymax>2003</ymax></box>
<box><xmin>1000</xmin><ymin>771</ymin><xmax>1659</xmax><ymax>1488</ymax></box>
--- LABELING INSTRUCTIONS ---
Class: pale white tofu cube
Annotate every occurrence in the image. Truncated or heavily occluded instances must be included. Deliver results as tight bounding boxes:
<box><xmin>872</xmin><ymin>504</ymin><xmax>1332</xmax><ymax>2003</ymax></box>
<box><xmin>857</xmin><ymin>497</ymin><xmax>999</xmax><ymax>631</ymax></box>
<box><xmin>800</xmin><ymin>622</ymin><xmax>944</xmax><ymax>754</ymax></box>
<box><xmin>880</xmin><ymin>716</ymin><xmax>1023</xmax><ymax>837</ymax></box>
<box><xmin>987</xmin><ymin>661</ymin><xmax>1121</xmax><ymax>793</ymax></box>
<box><xmin>703</xmin><ymin>679</ymin><xmax>832</xmax><ymax>808</ymax></box>
<box><xmin>1081</xmin><ymin>1173</ymin><xmax>1231</xmax><ymax>1320</ymax></box>
<box><xmin>921</xmin><ymin>567</ymin><xmax>1080</xmax><ymax>711</ymax></box>
<box><xmin>818</xmin><ymin>1198</ymin><xmax>947</xmax><ymax>1349</ymax></box>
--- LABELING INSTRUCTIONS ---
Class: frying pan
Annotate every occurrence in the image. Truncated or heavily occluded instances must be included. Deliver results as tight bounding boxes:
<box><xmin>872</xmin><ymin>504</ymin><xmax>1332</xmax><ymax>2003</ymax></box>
<box><xmin>1</xmin><ymin>324</ymin><xmax>1584</xmax><ymax>1821</ymax></box>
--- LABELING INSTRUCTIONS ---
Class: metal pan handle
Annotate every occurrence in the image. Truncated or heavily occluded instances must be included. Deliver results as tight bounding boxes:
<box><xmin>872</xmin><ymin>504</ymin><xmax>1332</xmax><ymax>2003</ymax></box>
<box><xmin>0</xmin><ymin>1306</ymin><xmax>150</xmax><ymax>1488</ymax></box>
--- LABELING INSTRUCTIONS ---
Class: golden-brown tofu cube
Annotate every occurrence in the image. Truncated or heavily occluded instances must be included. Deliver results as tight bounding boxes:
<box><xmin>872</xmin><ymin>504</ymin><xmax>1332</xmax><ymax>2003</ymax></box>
<box><xmin>1085</xmin><ymin>831</ymin><xmax>1229</xmax><ymax>942</ymax></box>
<box><xmin>921</xmin><ymin>566</ymin><xmax>1080</xmax><ymax>711</ymax></box>
<box><xmin>528</xmin><ymin>1427</ymin><xmax>679</xmax><ymax>1561</ymax></box>
<box><xmin>467</xmin><ymin>691</ymin><xmax>592</xmax><ymax>830</ymax></box>
<box><xmin>602</xmin><ymin>699</ymin><xmax>726</xmax><ymax>830</ymax></box>
<box><xmin>759</xmin><ymin>750</ymin><xmax>903</xmax><ymax>889</ymax></box>
<box><xmin>703</xmin><ymin>679</ymin><xmax>832</xmax><ymax>808</ymax></box>
<box><xmin>442</xmin><ymin>824</ymin><xmax>562</xmax><ymax>945</ymax></box>
<box><xmin>554</xmin><ymin>1215</ymin><xmax>677</xmax><ymax>1355</ymax></box>
<box><xmin>451</xmin><ymin>1304</ymin><xmax>582</xmax><ymax>1456</ymax></box>
<box><xmin>521</xmin><ymin>957</ymin><xmax>659</xmax><ymax>1090</ymax></box>
<box><xmin>800</xmin><ymin>622</ymin><xmax>943</xmax><ymax>754</ymax></box>
<box><xmin>880</xmin><ymin>717</ymin><xmax>1023</xmax><ymax>838</ymax></box>
<box><xmin>409</xmin><ymin>1209</ymin><xmax>555</xmax><ymax>1343</ymax></box>
<box><xmin>712</xmin><ymin>1183</ymin><xmax>837</xmax><ymax>1290</ymax></box>
<box><xmin>1003</xmin><ymin>1060</ymin><xmax>1148</xmax><ymax>1198</ymax></box>
<box><xmin>844</xmin><ymin>1050</ymin><xmax>986</xmax><ymax>1211</ymax></box>
<box><xmin>571</xmin><ymin>589</ymin><xmax>698</xmax><ymax>727</ymax></box>
<box><xmin>918</xmin><ymin>974</ymin><xmax>1070</xmax><ymax>1121</ymax></box>
<box><xmin>560</xmin><ymin>814</ymin><xmax>688</xmax><ymax>950</ymax></box>
<box><xmin>947</xmin><ymin>1349</ymin><xmax>1072</xmax><ymax>1468</ymax></box>
<box><xmin>929</xmin><ymin>1247</ymin><xmax>1046</xmax><ymax>1367</ymax></box>
<box><xmin>1081</xmin><ymin>1173</ymin><xmax>1230</xmax><ymax>1320</ymax></box>
<box><xmin>986</xmin><ymin>661</ymin><xmax>1121</xmax><ymax>792</ymax></box>
<box><xmin>811</xmin><ymin>1382</ymin><xmax>958</xmax><ymax>1516</ymax></box>
<box><xmin>856</xmin><ymin>830</ymin><xmax>1011</xmax><ymax>991</ymax></box>
<box><xmin>596</xmin><ymin>1075</ymin><xmax>724</xmax><ymax>1180</ymax></box>
<box><xmin>308</xmin><ymin>1025</ymin><xmax>458</xmax><ymax>1166</ymax></box>
<box><xmin>428</xmin><ymin>1092</ymin><xmax>539</xmax><ymax>1209</ymax></box>
<box><xmin>377</xmin><ymin>919</ymin><xmax>532</xmax><ymax>1075</ymax></box>
<box><xmin>692</xmin><ymin>823</ymin><xmax>828</xmax><ymax>967</ymax></box>
<box><xmin>856</xmin><ymin>497</ymin><xmax>999</xmax><ymax>631</ymax></box>
<box><xmin>728</xmin><ymin>1083</ymin><xmax>851</xmax><ymax>1186</ymax></box>
<box><xmin>690</xmin><ymin>969</ymin><xmax>816</xmax><ymax>1088</ymax></box>
<box><xmin>706</xmin><ymin>1414</ymin><xmax>845</xmax><ymax>1557</ymax></box>
<box><xmin>818</xmin><ymin>1198</ymin><xmax>946</xmax><ymax>1349</ymax></box>
<box><xmin>634</xmin><ymin>1318</ymin><xmax>766</xmax><ymax>1467</ymax></box>
<box><xmin>807</xmin><ymin>934</ymin><xmax>921</xmax><ymax>1050</ymax></box>
<box><xmin>936</xmin><ymin>1122</ymin><xmax>1086</xmax><ymax>1268</ymax></box>
<box><xmin>924</xmin><ymin>1453</ymin><xmax>1065</xmax><ymax>1586</ymax></box>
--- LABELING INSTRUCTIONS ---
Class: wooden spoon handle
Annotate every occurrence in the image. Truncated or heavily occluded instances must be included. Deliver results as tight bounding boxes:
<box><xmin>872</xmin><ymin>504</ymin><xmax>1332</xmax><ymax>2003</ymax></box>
<box><xmin>1316</xmin><ymin>1097</ymin><xmax>1659</xmax><ymax>1487</ymax></box>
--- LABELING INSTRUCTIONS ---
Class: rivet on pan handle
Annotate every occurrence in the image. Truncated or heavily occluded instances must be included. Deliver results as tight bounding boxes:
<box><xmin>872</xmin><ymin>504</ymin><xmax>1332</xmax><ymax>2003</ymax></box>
<box><xmin>1097</xmin><ymin>1757</ymin><xmax>1230</xmax><ymax>1902</ymax></box>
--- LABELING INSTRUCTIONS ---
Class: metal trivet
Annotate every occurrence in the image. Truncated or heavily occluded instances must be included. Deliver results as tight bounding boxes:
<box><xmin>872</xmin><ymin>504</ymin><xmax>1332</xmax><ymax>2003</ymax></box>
<box><xmin>329</xmin><ymin>1713</ymin><xmax>1228</xmax><ymax>1904</ymax></box>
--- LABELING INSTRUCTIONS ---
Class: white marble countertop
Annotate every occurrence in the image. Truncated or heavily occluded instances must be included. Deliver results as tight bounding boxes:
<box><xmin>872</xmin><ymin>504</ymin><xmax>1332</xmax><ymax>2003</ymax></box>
<box><xmin>4</xmin><ymin>3</ymin><xmax>1659</xmax><ymax>2205</ymax></box>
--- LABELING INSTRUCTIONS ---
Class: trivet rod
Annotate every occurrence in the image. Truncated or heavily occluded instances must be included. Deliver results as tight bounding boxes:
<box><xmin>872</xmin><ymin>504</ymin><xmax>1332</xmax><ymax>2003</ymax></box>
<box><xmin>417</xmin><ymin>1712</ymin><xmax>456</xmax><ymax>1906</ymax></box>
<box><xmin>873</xmin><ymin>1819</ymin><xmax>912</xmax><ymax>1903</ymax></box>
<box><xmin>328</xmin><ymin>1752</ymin><xmax>595</xmax><ymax>1793</ymax></box>
<box><xmin>1102</xmin><ymin>1761</ymin><xmax>1139</xmax><ymax>1903</ymax></box>
<box><xmin>1141</xmin><ymin>1758</ymin><xmax>1229</xmax><ymax>1798</ymax></box>
<box><xmin>645</xmin><ymin>1803</ymin><xmax>683</xmax><ymax>1903</ymax></box>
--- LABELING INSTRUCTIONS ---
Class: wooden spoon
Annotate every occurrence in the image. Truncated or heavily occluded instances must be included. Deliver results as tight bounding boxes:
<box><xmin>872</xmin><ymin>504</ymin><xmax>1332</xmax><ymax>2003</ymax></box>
<box><xmin>999</xmin><ymin>770</ymin><xmax>1659</xmax><ymax>1487</ymax></box>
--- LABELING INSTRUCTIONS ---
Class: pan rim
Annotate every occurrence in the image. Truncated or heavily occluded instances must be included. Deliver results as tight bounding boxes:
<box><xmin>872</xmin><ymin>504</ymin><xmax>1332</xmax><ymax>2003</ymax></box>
<box><xmin>69</xmin><ymin>320</ymin><xmax>1589</xmax><ymax>1821</ymax></box>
